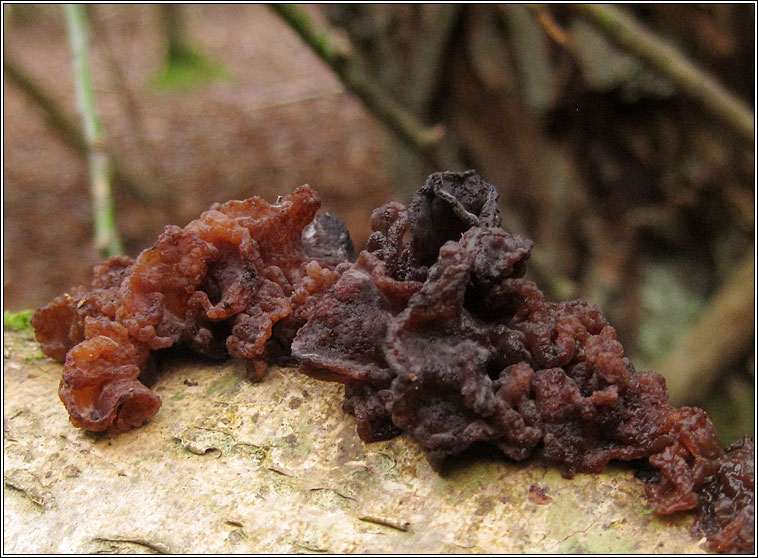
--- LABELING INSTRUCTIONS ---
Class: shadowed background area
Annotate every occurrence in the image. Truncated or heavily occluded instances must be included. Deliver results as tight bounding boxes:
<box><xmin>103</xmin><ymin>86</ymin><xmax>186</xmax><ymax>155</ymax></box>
<box><xmin>3</xmin><ymin>4</ymin><xmax>754</xmax><ymax>442</ymax></box>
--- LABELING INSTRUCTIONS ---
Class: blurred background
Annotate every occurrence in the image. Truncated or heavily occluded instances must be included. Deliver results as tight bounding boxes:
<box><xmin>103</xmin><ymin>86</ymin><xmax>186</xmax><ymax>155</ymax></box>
<box><xmin>3</xmin><ymin>4</ymin><xmax>754</xmax><ymax>442</ymax></box>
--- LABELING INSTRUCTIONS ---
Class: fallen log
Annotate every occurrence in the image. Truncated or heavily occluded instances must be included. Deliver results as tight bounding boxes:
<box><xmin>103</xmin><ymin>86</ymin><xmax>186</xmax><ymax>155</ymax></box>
<box><xmin>3</xmin><ymin>329</ymin><xmax>705</xmax><ymax>553</ymax></box>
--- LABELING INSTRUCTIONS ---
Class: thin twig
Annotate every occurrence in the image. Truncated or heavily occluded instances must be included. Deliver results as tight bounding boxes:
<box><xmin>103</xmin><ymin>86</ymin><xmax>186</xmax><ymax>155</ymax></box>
<box><xmin>64</xmin><ymin>3</ymin><xmax>123</xmax><ymax>258</ymax></box>
<box><xmin>655</xmin><ymin>250</ymin><xmax>755</xmax><ymax>406</ymax></box>
<box><xmin>269</xmin><ymin>4</ymin><xmax>450</xmax><ymax>169</ymax></box>
<box><xmin>569</xmin><ymin>4</ymin><xmax>753</xmax><ymax>144</ymax></box>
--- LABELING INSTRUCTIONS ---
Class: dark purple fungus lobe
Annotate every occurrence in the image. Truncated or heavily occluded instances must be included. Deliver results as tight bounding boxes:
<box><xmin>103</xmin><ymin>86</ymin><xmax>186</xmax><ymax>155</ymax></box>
<box><xmin>292</xmin><ymin>171</ymin><xmax>754</xmax><ymax>554</ymax></box>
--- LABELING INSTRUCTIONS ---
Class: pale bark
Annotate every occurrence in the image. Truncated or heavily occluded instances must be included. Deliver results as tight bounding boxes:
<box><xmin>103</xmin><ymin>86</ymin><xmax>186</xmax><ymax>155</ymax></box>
<box><xmin>4</xmin><ymin>330</ymin><xmax>705</xmax><ymax>553</ymax></box>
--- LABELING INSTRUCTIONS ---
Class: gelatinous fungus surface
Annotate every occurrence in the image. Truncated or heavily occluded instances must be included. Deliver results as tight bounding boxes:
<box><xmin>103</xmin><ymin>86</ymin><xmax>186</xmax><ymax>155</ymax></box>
<box><xmin>33</xmin><ymin>172</ymin><xmax>753</xmax><ymax>553</ymax></box>
<box><xmin>32</xmin><ymin>185</ymin><xmax>350</xmax><ymax>434</ymax></box>
<box><xmin>292</xmin><ymin>170</ymin><xmax>754</xmax><ymax>554</ymax></box>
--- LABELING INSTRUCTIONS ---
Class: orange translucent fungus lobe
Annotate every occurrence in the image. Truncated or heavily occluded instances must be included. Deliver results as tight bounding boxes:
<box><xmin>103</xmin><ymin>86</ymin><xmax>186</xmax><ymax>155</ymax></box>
<box><xmin>60</xmin><ymin>317</ymin><xmax>158</xmax><ymax>433</ymax></box>
<box><xmin>31</xmin><ymin>256</ymin><xmax>135</xmax><ymax>363</ymax></box>
<box><xmin>33</xmin><ymin>185</ymin><xmax>352</xmax><ymax>434</ymax></box>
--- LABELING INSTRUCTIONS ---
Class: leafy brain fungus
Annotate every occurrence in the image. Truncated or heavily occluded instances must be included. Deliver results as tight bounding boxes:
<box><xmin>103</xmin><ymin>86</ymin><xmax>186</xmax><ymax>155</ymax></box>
<box><xmin>33</xmin><ymin>171</ymin><xmax>753</xmax><ymax>553</ymax></box>
<box><xmin>32</xmin><ymin>185</ymin><xmax>352</xmax><ymax>433</ymax></box>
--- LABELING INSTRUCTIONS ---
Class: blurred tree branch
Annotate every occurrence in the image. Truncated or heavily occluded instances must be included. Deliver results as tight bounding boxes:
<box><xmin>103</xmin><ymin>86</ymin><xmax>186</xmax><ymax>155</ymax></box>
<box><xmin>568</xmin><ymin>4</ymin><xmax>754</xmax><ymax>144</ymax></box>
<box><xmin>90</xmin><ymin>6</ymin><xmax>168</xmax><ymax>203</ymax></box>
<box><xmin>65</xmin><ymin>3</ymin><xmax>123</xmax><ymax>258</ymax></box>
<box><xmin>3</xmin><ymin>54</ymin><xmax>158</xmax><ymax>205</ymax></box>
<box><xmin>3</xmin><ymin>55</ymin><xmax>86</xmax><ymax>151</ymax></box>
<box><xmin>269</xmin><ymin>4</ymin><xmax>454</xmax><ymax>170</ymax></box>
<box><xmin>655</xmin><ymin>250</ymin><xmax>755</xmax><ymax>406</ymax></box>
<box><xmin>271</xmin><ymin>4</ymin><xmax>577</xmax><ymax>301</ymax></box>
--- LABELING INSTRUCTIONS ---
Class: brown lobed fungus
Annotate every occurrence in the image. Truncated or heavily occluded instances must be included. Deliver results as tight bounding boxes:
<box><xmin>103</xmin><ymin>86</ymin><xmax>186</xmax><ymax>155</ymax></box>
<box><xmin>33</xmin><ymin>172</ymin><xmax>753</xmax><ymax>553</ymax></box>
<box><xmin>32</xmin><ymin>185</ymin><xmax>351</xmax><ymax>433</ymax></box>
<box><xmin>292</xmin><ymin>170</ymin><xmax>754</xmax><ymax>554</ymax></box>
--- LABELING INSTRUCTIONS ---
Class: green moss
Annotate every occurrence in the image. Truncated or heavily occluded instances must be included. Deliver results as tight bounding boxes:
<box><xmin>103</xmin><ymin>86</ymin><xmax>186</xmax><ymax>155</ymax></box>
<box><xmin>232</xmin><ymin>443</ymin><xmax>267</xmax><ymax>463</ymax></box>
<box><xmin>638</xmin><ymin>504</ymin><xmax>656</xmax><ymax>515</ymax></box>
<box><xmin>308</xmin><ymin>487</ymin><xmax>355</xmax><ymax>511</ymax></box>
<box><xmin>545</xmin><ymin>482</ymin><xmax>597</xmax><ymax>544</ymax></box>
<box><xmin>272</xmin><ymin>433</ymin><xmax>312</xmax><ymax>462</ymax></box>
<box><xmin>4</xmin><ymin>309</ymin><xmax>34</xmax><ymax>331</ymax></box>
<box><xmin>150</xmin><ymin>46</ymin><xmax>231</xmax><ymax>92</ymax></box>
<box><xmin>366</xmin><ymin>451</ymin><xmax>396</xmax><ymax>474</ymax></box>
<box><xmin>558</xmin><ymin>527</ymin><xmax>638</xmax><ymax>554</ymax></box>
<box><xmin>432</xmin><ymin>457</ymin><xmax>505</xmax><ymax>500</ymax></box>
<box><xmin>23</xmin><ymin>350</ymin><xmax>46</xmax><ymax>362</ymax></box>
<box><xmin>206</xmin><ymin>370</ymin><xmax>244</xmax><ymax>396</ymax></box>
<box><xmin>263</xmin><ymin>468</ymin><xmax>298</xmax><ymax>497</ymax></box>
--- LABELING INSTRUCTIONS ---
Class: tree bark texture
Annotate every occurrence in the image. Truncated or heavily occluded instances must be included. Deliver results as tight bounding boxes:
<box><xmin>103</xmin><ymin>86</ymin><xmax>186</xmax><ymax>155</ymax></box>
<box><xmin>4</xmin><ymin>329</ymin><xmax>706</xmax><ymax>553</ymax></box>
